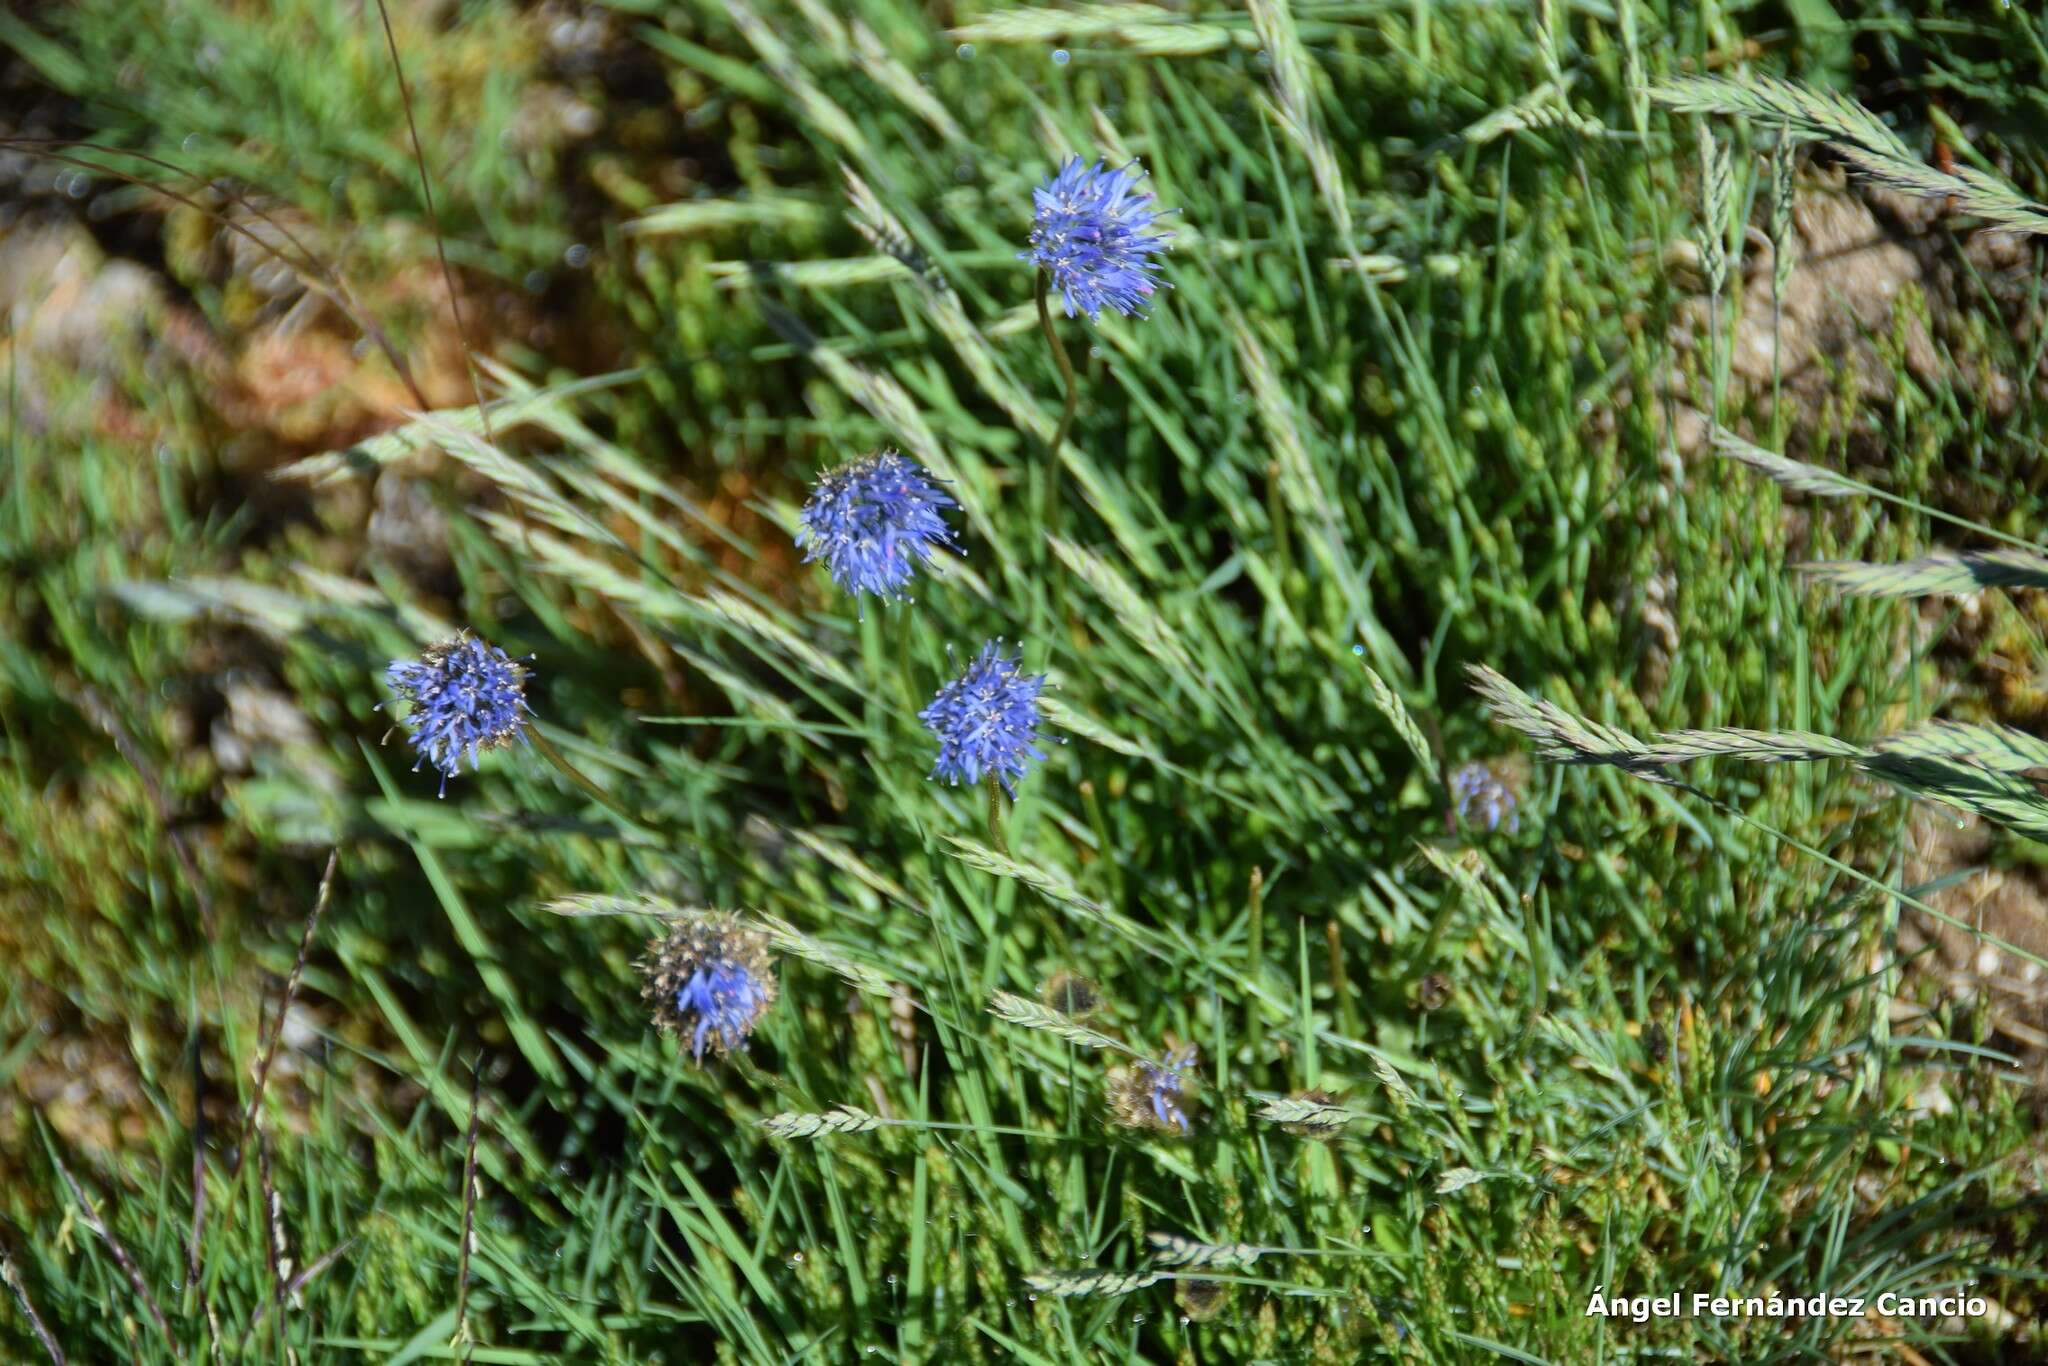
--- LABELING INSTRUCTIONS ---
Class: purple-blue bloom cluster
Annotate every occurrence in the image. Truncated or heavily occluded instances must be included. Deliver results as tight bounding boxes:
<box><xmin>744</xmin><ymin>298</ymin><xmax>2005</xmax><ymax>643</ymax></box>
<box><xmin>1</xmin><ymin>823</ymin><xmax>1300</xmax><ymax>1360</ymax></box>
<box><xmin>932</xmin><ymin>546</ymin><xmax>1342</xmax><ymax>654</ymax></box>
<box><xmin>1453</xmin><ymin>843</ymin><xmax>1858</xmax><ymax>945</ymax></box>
<box><xmin>676</xmin><ymin>958</ymin><xmax>773</xmax><ymax>1062</ymax></box>
<box><xmin>641</xmin><ymin>917</ymin><xmax>780</xmax><ymax>1064</ymax></box>
<box><xmin>1451</xmin><ymin>761</ymin><xmax>1519</xmax><ymax>834</ymax></box>
<box><xmin>1143</xmin><ymin>1045</ymin><xmax>1197</xmax><ymax>1132</ymax></box>
<box><xmin>1108</xmin><ymin>1043</ymin><xmax>1198</xmax><ymax>1133</ymax></box>
<box><xmin>384</xmin><ymin>633</ymin><xmax>532</xmax><ymax>796</ymax></box>
<box><xmin>795</xmin><ymin>449</ymin><xmax>959</xmax><ymax>601</ymax></box>
<box><xmin>1024</xmin><ymin>156</ymin><xmax>1174</xmax><ymax>323</ymax></box>
<box><xmin>919</xmin><ymin>641</ymin><xmax>1048</xmax><ymax>794</ymax></box>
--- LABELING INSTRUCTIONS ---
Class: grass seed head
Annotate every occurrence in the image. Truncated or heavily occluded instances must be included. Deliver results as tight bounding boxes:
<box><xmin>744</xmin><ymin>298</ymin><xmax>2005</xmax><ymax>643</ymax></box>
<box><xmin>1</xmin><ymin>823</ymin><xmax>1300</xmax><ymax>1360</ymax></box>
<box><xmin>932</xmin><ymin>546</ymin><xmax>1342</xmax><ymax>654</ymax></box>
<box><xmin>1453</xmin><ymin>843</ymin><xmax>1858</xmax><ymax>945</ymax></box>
<box><xmin>383</xmin><ymin>632</ymin><xmax>532</xmax><ymax>796</ymax></box>
<box><xmin>1023</xmin><ymin>155</ymin><xmax>1174</xmax><ymax>322</ymax></box>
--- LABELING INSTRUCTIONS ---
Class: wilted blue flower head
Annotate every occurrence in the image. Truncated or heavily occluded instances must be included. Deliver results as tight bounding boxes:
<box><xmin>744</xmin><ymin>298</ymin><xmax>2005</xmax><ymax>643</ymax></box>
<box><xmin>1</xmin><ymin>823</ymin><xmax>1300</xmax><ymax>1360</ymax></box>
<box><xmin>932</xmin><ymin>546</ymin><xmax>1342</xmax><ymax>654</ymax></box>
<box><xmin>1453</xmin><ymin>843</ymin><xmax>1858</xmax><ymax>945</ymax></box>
<box><xmin>641</xmin><ymin>917</ymin><xmax>780</xmax><ymax>1063</ymax></box>
<box><xmin>383</xmin><ymin>633</ymin><xmax>532</xmax><ymax>796</ymax></box>
<box><xmin>1023</xmin><ymin>156</ymin><xmax>1174</xmax><ymax>323</ymax></box>
<box><xmin>919</xmin><ymin>641</ymin><xmax>1048</xmax><ymax>794</ymax></box>
<box><xmin>1109</xmin><ymin>1043</ymin><xmax>1198</xmax><ymax>1133</ymax></box>
<box><xmin>1451</xmin><ymin>761</ymin><xmax>1519</xmax><ymax>834</ymax></box>
<box><xmin>795</xmin><ymin>449</ymin><xmax>959</xmax><ymax>601</ymax></box>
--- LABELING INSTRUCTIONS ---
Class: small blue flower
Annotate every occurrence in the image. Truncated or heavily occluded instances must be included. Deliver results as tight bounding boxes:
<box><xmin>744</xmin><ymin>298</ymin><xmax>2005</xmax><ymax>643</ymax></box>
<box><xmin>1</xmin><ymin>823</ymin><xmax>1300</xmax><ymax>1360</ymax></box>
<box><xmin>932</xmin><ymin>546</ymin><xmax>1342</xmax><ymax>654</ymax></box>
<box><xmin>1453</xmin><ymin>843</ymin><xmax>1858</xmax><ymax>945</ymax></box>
<box><xmin>1451</xmin><ymin>761</ymin><xmax>1519</xmax><ymax>834</ymax></box>
<box><xmin>383</xmin><ymin>633</ymin><xmax>532</xmax><ymax>796</ymax></box>
<box><xmin>795</xmin><ymin>449</ymin><xmax>959</xmax><ymax>601</ymax></box>
<box><xmin>920</xmin><ymin>642</ymin><xmax>1048</xmax><ymax>794</ymax></box>
<box><xmin>1145</xmin><ymin>1046</ymin><xmax>1197</xmax><ymax>1131</ymax></box>
<box><xmin>641</xmin><ymin>917</ymin><xmax>780</xmax><ymax>1063</ymax></box>
<box><xmin>1023</xmin><ymin>156</ymin><xmax>1174</xmax><ymax>323</ymax></box>
<box><xmin>1109</xmin><ymin>1043</ymin><xmax>1198</xmax><ymax>1133</ymax></box>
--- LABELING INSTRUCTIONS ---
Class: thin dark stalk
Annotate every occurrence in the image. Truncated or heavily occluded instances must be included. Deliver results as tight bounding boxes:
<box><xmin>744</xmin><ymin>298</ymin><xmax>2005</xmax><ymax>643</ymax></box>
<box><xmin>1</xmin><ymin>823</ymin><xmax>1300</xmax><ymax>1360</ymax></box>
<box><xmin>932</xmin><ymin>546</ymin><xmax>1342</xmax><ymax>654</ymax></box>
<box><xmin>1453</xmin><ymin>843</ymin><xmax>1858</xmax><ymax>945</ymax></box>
<box><xmin>232</xmin><ymin>852</ymin><xmax>337</xmax><ymax>1171</ymax></box>
<box><xmin>1247</xmin><ymin>867</ymin><xmax>1266</xmax><ymax>1066</ymax></box>
<box><xmin>1</xmin><ymin>1245</ymin><xmax>66</xmax><ymax>1365</ymax></box>
<box><xmin>454</xmin><ymin>1055</ymin><xmax>483</xmax><ymax>1363</ymax></box>
<box><xmin>986</xmin><ymin>775</ymin><xmax>1009</xmax><ymax>857</ymax></box>
<box><xmin>371</xmin><ymin>0</ymin><xmax>495</xmax><ymax>447</ymax></box>
<box><xmin>77</xmin><ymin>688</ymin><xmax>215</xmax><ymax>935</ymax></box>
<box><xmin>0</xmin><ymin>139</ymin><xmax>430</xmax><ymax>411</ymax></box>
<box><xmin>49</xmin><ymin>1152</ymin><xmax>181</xmax><ymax>1359</ymax></box>
<box><xmin>1325</xmin><ymin>919</ymin><xmax>1357</xmax><ymax>1041</ymax></box>
<box><xmin>1035</xmin><ymin>270</ymin><xmax>1079</xmax><ymax>476</ymax></box>
<box><xmin>237</xmin><ymin>1241</ymin><xmax>350</xmax><ymax>1354</ymax></box>
<box><xmin>255</xmin><ymin>1127</ymin><xmax>289</xmax><ymax>1333</ymax></box>
<box><xmin>185</xmin><ymin>1013</ymin><xmax>223</xmax><ymax>1366</ymax></box>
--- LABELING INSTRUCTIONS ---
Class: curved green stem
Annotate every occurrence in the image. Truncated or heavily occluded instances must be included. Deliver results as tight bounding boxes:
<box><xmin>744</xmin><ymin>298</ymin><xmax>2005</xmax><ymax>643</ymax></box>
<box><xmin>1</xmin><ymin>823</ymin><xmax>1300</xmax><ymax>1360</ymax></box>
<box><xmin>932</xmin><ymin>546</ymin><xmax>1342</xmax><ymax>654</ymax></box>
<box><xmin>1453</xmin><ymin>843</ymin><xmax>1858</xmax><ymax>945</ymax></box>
<box><xmin>529</xmin><ymin>726</ymin><xmax>645</xmax><ymax>831</ymax></box>
<box><xmin>1035</xmin><ymin>271</ymin><xmax>1080</xmax><ymax>472</ymax></box>
<box><xmin>986</xmin><ymin>774</ymin><xmax>1010</xmax><ymax>857</ymax></box>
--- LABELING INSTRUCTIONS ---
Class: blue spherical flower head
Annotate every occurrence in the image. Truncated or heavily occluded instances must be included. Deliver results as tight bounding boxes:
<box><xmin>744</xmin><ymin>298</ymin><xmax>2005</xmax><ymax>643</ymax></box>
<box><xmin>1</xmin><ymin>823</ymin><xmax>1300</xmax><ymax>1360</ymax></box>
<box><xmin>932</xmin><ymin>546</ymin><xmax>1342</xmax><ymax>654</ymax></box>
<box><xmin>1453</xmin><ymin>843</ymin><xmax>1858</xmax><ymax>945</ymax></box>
<box><xmin>1108</xmin><ymin>1043</ymin><xmax>1198</xmax><ymax>1134</ymax></box>
<box><xmin>1024</xmin><ymin>155</ymin><xmax>1174</xmax><ymax>323</ymax></box>
<box><xmin>383</xmin><ymin>632</ymin><xmax>532</xmax><ymax>796</ymax></box>
<box><xmin>1450</xmin><ymin>761</ymin><xmax>1520</xmax><ymax>834</ymax></box>
<box><xmin>920</xmin><ymin>641</ymin><xmax>1048</xmax><ymax>794</ymax></box>
<box><xmin>641</xmin><ymin>917</ymin><xmax>780</xmax><ymax>1063</ymax></box>
<box><xmin>795</xmin><ymin>449</ymin><xmax>960</xmax><ymax>601</ymax></box>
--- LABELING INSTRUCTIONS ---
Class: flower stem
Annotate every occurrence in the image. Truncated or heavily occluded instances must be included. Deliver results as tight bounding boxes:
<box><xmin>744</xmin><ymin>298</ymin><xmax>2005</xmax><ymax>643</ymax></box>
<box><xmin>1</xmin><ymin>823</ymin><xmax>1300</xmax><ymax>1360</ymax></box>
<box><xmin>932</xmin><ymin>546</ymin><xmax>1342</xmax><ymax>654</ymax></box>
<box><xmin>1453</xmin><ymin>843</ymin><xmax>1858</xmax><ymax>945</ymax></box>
<box><xmin>529</xmin><ymin>726</ymin><xmax>645</xmax><ymax>831</ymax></box>
<box><xmin>1035</xmin><ymin>270</ymin><xmax>1079</xmax><ymax>475</ymax></box>
<box><xmin>986</xmin><ymin>774</ymin><xmax>1010</xmax><ymax>857</ymax></box>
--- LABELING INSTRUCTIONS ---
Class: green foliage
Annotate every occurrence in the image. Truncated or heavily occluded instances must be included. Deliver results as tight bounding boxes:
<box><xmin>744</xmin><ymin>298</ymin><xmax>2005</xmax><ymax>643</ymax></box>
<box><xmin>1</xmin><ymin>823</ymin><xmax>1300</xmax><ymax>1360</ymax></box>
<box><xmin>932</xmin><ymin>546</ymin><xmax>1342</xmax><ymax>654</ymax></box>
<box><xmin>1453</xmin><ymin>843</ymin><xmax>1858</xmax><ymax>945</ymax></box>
<box><xmin>3</xmin><ymin>2</ymin><xmax>2046</xmax><ymax>1364</ymax></box>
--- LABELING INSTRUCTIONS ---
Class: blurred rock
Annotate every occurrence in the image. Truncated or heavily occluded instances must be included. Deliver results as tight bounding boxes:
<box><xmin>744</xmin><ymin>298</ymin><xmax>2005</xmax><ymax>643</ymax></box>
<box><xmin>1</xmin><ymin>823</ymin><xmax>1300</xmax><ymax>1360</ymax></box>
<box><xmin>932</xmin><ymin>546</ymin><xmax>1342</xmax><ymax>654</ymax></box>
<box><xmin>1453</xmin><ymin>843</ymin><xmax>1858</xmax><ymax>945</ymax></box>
<box><xmin>210</xmin><ymin>677</ymin><xmax>343</xmax><ymax>794</ymax></box>
<box><xmin>368</xmin><ymin>468</ymin><xmax>455</xmax><ymax>583</ymax></box>
<box><xmin>1902</xmin><ymin>806</ymin><xmax>2048</xmax><ymax>1066</ymax></box>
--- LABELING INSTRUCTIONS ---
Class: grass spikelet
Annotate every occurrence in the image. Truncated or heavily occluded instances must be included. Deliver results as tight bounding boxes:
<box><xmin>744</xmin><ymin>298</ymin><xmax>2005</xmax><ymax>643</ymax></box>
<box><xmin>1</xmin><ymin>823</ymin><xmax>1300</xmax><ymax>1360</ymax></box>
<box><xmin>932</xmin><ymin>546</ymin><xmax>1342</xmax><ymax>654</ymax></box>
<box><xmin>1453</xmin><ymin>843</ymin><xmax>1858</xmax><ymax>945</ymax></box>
<box><xmin>761</xmin><ymin>1105</ymin><xmax>889</xmax><ymax>1138</ymax></box>
<box><xmin>988</xmin><ymin>990</ymin><xmax>1134</xmax><ymax>1055</ymax></box>
<box><xmin>1</xmin><ymin>1244</ymin><xmax>66</xmax><ymax>1366</ymax></box>
<box><xmin>1636</xmin><ymin>728</ymin><xmax>1866</xmax><ymax>765</ymax></box>
<box><xmin>849</xmin><ymin>20</ymin><xmax>964</xmax><ymax>143</ymax></box>
<box><xmin>951</xmin><ymin>4</ymin><xmax>1234</xmax><ymax>53</ymax></box>
<box><xmin>1230</xmin><ymin>314</ymin><xmax>1342</xmax><ymax>581</ymax></box>
<box><xmin>1696</xmin><ymin>120</ymin><xmax>1733</xmax><ymax>300</ymax></box>
<box><xmin>1358</xmin><ymin>659</ymin><xmax>1435</xmax><ymax>777</ymax></box>
<box><xmin>1040</xmin><ymin>695</ymin><xmax>1159</xmax><ymax>761</ymax></box>
<box><xmin>723</xmin><ymin>0</ymin><xmax>869</xmax><ymax>158</ymax></box>
<box><xmin>1144</xmin><ymin>1232</ymin><xmax>1263</xmax><ymax>1270</ymax></box>
<box><xmin>1467</xmin><ymin>665</ymin><xmax>1663</xmax><ymax>775</ymax></box>
<box><xmin>1469</xmin><ymin>671</ymin><xmax>2048</xmax><ymax>870</ymax></box>
<box><xmin>541</xmin><ymin>893</ymin><xmax>708</xmax><ymax>919</ymax></box>
<box><xmin>750</xmin><ymin>911</ymin><xmax>899</xmax><ymax>999</ymax></box>
<box><xmin>1712</xmin><ymin>429</ymin><xmax>1861</xmax><ymax>498</ymax></box>
<box><xmin>1247</xmin><ymin>0</ymin><xmax>1352</xmax><ymax>246</ymax></box>
<box><xmin>274</xmin><ymin>368</ymin><xmax>638</xmax><ymax>486</ymax></box>
<box><xmin>706</xmin><ymin>257</ymin><xmax>911</xmax><ymax>290</ymax></box>
<box><xmin>1799</xmin><ymin>551</ymin><xmax>2048</xmax><ymax>598</ymax></box>
<box><xmin>942</xmin><ymin>835</ymin><xmax>1163</xmax><ymax>951</ymax></box>
<box><xmin>1769</xmin><ymin>138</ymin><xmax>1797</xmax><ymax>298</ymax></box>
<box><xmin>1368</xmin><ymin>1051</ymin><xmax>1417</xmax><ymax>1111</ymax></box>
<box><xmin>625</xmin><ymin>195</ymin><xmax>827</xmax><ymax>237</ymax></box>
<box><xmin>1461</xmin><ymin>81</ymin><xmax>1600</xmax><ymax>145</ymax></box>
<box><xmin>1436</xmin><ymin>1167</ymin><xmax>1489</xmax><ymax>1195</ymax></box>
<box><xmin>1873</xmin><ymin>721</ymin><xmax>2048</xmax><ymax>773</ymax></box>
<box><xmin>1255</xmin><ymin>1092</ymin><xmax>1355</xmax><ymax>1135</ymax></box>
<box><xmin>1651</xmin><ymin>72</ymin><xmax>2048</xmax><ymax>235</ymax></box>
<box><xmin>1022</xmin><ymin>1266</ymin><xmax>1167</xmax><ymax>1297</ymax></box>
<box><xmin>1047</xmin><ymin>537</ymin><xmax>1198</xmax><ymax>679</ymax></box>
